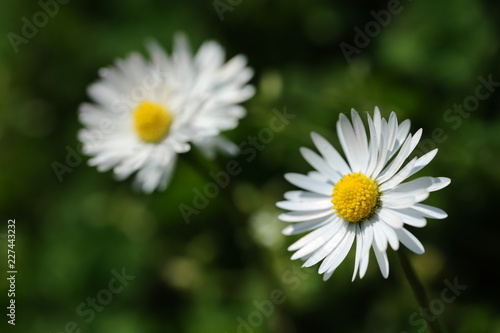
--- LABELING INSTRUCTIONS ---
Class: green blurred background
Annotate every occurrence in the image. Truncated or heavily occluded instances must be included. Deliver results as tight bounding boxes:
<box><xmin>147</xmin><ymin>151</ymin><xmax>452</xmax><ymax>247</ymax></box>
<box><xmin>1</xmin><ymin>0</ymin><xmax>500</xmax><ymax>332</ymax></box>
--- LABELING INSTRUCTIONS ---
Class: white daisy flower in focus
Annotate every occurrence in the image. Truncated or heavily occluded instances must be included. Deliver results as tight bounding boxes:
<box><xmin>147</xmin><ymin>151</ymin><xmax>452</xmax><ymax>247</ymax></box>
<box><xmin>78</xmin><ymin>33</ymin><xmax>255</xmax><ymax>193</ymax></box>
<box><xmin>277</xmin><ymin>107</ymin><xmax>450</xmax><ymax>281</ymax></box>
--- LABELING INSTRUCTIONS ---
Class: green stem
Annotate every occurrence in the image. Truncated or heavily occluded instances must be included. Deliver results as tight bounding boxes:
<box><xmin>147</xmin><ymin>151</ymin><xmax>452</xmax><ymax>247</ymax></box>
<box><xmin>397</xmin><ymin>250</ymin><xmax>443</xmax><ymax>333</ymax></box>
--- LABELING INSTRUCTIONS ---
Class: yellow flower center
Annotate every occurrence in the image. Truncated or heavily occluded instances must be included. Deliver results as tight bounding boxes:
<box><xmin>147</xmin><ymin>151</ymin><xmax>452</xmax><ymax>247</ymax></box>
<box><xmin>332</xmin><ymin>172</ymin><xmax>380</xmax><ymax>223</ymax></box>
<box><xmin>133</xmin><ymin>101</ymin><xmax>173</xmax><ymax>143</ymax></box>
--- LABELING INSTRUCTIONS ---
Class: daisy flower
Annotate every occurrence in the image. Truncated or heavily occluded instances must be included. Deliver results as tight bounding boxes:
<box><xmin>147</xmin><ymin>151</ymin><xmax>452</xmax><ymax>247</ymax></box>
<box><xmin>78</xmin><ymin>33</ymin><xmax>254</xmax><ymax>193</ymax></box>
<box><xmin>277</xmin><ymin>107</ymin><xmax>450</xmax><ymax>281</ymax></box>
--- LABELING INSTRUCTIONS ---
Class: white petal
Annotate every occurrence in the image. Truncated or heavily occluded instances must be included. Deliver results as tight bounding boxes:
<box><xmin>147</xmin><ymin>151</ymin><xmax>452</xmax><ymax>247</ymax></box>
<box><xmin>359</xmin><ymin>249</ymin><xmax>370</xmax><ymax>279</ymax></box>
<box><xmin>322</xmin><ymin>270</ymin><xmax>335</xmax><ymax>281</ymax></box>
<box><xmin>147</xmin><ymin>40</ymin><xmax>169</xmax><ymax>71</ymax></box>
<box><xmin>193</xmin><ymin>135</ymin><xmax>239</xmax><ymax>159</ymax></box>
<box><xmin>373</xmin><ymin>246</ymin><xmax>390</xmax><ymax>278</ymax></box>
<box><xmin>276</xmin><ymin>199</ymin><xmax>332</xmax><ymax>211</ymax></box>
<box><xmin>156</xmin><ymin>156</ymin><xmax>177</xmax><ymax>191</ymax></box>
<box><xmin>407</xmin><ymin>149</ymin><xmax>438</xmax><ymax>179</ymax></box>
<box><xmin>292</xmin><ymin>238</ymin><xmax>330</xmax><ymax>261</ymax></box>
<box><xmin>289</xmin><ymin>219</ymin><xmax>341</xmax><ymax>257</ymax></box>
<box><xmin>278</xmin><ymin>209</ymin><xmax>333</xmax><ymax>223</ymax></box>
<box><xmin>378</xmin><ymin>221</ymin><xmax>399</xmax><ymax>250</ymax></box>
<box><xmin>288</xmin><ymin>220</ymin><xmax>337</xmax><ymax>252</ymax></box>
<box><xmin>395</xmin><ymin>228</ymin><xmax>425</xmax><ymax>254</ymax></box>
<box><xmin>428</xmin><ymin>177</ymin><xmax>451</xmax><ymax>192</ymax></box>
<box><xmin>372</xmin><ymin>222</ymin><xmax>388</xmax><ymax>252</ymax></box>
<box><xmin>386</xmin><ymin>112</ymin><xmax>399</xmax><ymax>154</ymax></box>
<box><xmin>113</xmin><ymin>148</ymin><xmax>151</xmax><ymax>179</ymax></box>
<box><xmin>389</xmin><ymin>176</ymin><xmax>450</xmax><ymax>195</ymax></box>
<box><xmin>409</xmin><ymin>128</ymin><xmax>423</xmax><ymax>151</ymax></box>
<box><xmin>307</xmin><ymin>171</ymin><xmax>329</xmax><ymax>183</ymax></box>
<box><xmin>411</xmin><ymin>203</ymin><xmax>448</xmax><ymax>219</ymax></box>
<box><xmin>284</xmin><ymin>173</ymin><xmax>333</xmax><ymax>196</ymax></box>
<box><xmin>216</xmin><ymin>54</ymin><xmax>249</xmax><ymax>84</ymax></box>
<box><xmin>337</xmin><ymin>112</ymin><xmax>364</xmax><ymax>172</ymax></box>
<box><xmin>172</xmin><ymin>33</ymin><xmax>192</xmax><ymax>73</ymax></box>
<box><xmin>387</xmin><ymin>128</ymin><xmax>421</xmax><ymax>181</ymax></box>
<box><xmin>377</xmin><ymin>208</ymin><xmax>404</xmax><ymax>228</ymax></box>
<box><xmin>389</xmin><ymin>208</ymin><xmax>427</xmax><ymax>228</ymax></box>
<box><xmin>87</xmin><ymin>82</ymin><xmax>121</xmax><ymax>107</ymax></box>
<box><xmin>88</xmin><ymin>147</ymin><xmax>131</xmax><ymax>170</ymax></box>
<box><xmin>378</xmin><ymin>157</ymin><xmax>418</xmax><ymax>192</ymax></box>
<box><xmin>318</xmin><ymin>223</ymin><xmax>356</xmax><ymax>274</ymax></box>
<box><xmin>195</xmin><ymin>40</ymin><xmax>225</xmax><ymax>72</ymax></box>
<box><xmin>373</xmin><ymin>106</ymin><xmax>382</xmax><ymax>146</ymax></box>
<box><xmin>365</xmin><ymin>113</ymin><xmax>380</xmax><ymax>176</ymax></box>
<box><xmin>310</xmin><ymin>132</ymin><xmax>351</xmax><ymax>175</ymax></box>
<box><xmin>389</xmin><ymin>176</ymin><xmax>434</xmax><ymax>193</ymax></box>
<box><xmin>382</xmin><ymin>192</ymin><xmax>427</xmax><ymax>209</ymax></box>
<box><xmin>391</xmin><ymin>119</ymin><xmax>411</xmax><ymax>158</ymax></box>
<box><xmin>383</xmin><ymin>185</ymin><xmax>430</xmax><ymax>206</ymax></box>
<box><xmin>360</xmin><ymin>221</ymin><xmax>374</xmax><ymax>258</ymax></box>
<box><xmin>377</xmin><ymin>131</ymin><xmax>416</xmax><ymax>184</ymax></box>
<box><xmin>351</xmin><ymin>224</ymin><xmax>363</xmax><ymax>281</ymax></box>
<box><xmin>134</xmin><ymin>154</ymin><xmax>176</xmax><ymax>194</ymax></box>
<box><xmin>370</xmin><ymin>121</ymin><xmax>391</xmax><ymax>178</ymax></box>
<box><xmin>282</xmin><ymin>218</ymin><xmax>331</xmax><ymax>235</ymax></box>
<box><xmin>283</xmin><ymin>190</ymin><xmax>329</xmax><ymax>202</ymax></box>
<box><xmin>300</xmin><ymin>147</ymin><xmax>341</xmax><ymax>183</ymax></box>
<box><xmin>351</xmin><ymin>109</ymin><xmax>369</xmax><ymax>170</ymax></box>
<box><xmin>303</xmin><ymin>222</ymin><xmax>349</xmax><ymax>267</ymax></box>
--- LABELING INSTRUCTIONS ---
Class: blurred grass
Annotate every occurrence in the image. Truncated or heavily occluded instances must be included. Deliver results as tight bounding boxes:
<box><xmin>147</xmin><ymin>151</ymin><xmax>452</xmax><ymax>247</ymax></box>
<box><xmin>1</xmin><ymin>0</ymin><xmax>500</xmax><ymax>332</ymax></box>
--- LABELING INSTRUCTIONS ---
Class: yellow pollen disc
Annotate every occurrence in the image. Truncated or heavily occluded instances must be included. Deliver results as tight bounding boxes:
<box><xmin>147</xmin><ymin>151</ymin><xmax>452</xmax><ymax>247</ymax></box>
<box><xmin>332</xmin><ymin>172</ymin><xmax>380</xmax><ymax>223</ymax></box>
<box><xmin>133</xmin><ymin>101</ymin><xmax>173</xmax><ymax>143</ymax></box>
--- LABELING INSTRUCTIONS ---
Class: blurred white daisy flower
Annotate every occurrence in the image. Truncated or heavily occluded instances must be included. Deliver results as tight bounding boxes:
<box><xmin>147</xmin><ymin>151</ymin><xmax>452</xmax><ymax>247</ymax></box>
<box><xmin>78</xmin><ymin>33</ymin><xmax>254</xmax><ymax>193</ymax></box>
<box><xmin>277</xmin><ymin>107</ymin><xmax>450</xmax><ymax>281</ymax></box>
